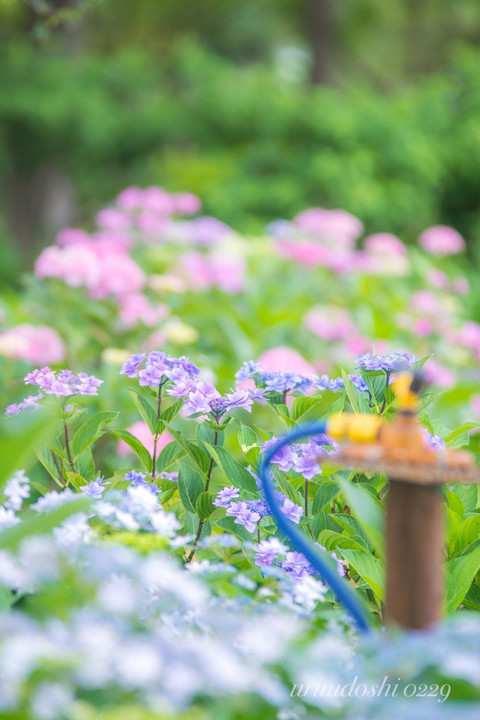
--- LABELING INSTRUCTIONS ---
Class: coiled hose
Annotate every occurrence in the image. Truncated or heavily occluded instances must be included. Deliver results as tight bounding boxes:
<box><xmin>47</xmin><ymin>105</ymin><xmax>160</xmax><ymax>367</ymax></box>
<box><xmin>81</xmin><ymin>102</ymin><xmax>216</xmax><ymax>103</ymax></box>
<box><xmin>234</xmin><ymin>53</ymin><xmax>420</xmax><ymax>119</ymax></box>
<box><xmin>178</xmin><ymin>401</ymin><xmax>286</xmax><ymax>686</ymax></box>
<box><xmin>258</xmin><ymin>420</ymin><xmax>372</xmax><ymax>633</ymax></box>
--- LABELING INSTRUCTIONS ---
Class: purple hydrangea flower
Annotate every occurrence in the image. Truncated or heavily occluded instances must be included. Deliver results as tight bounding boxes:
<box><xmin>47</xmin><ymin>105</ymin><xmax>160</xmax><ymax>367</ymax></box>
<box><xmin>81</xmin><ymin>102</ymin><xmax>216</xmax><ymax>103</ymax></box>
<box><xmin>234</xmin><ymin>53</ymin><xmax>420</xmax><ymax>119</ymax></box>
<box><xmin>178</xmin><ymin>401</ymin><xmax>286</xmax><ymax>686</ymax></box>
<box><xmin>80</xmin><ymin>477</ymin><xmax>108</xmax><ymax>499</ymax></box>
<box><xmin>281</xmin><ymin>551</ymin><xmax>313</xmax><ymax>579</ymax></box>
<box><xmin>214</xmin><ymin>486</ymin><xmax>240</xmax><ymax>508</ymax></box>
<box><xmin>225</xmin><ymin>388</ymin><xmax>253</xmax><ymax>413</ymax></box>
<box><xmin>423</xmin><ymin>429</ymin><xmax>446</xmax><ymax>450</ymax></box>
<box><xmin>226</xmin><ymin>501</ymin><xmax>260</xmax><ymax>533</ymax></box>
<box><xmin>356</xmin><ymin>352</ymin><xmax>417</xmax><ymax>373</ymax></box>
<box><xmin>125</xmin><ymin>470</ymin><xmax>147</xmax><ymax>485</ymax></box>
<box><xmin>235</xmin><ymin>360</ymin><xmax>261</xmax><ymax>382</ymax></box>
<box><xmin>120</xmin><ymin>352</ymin><xmax>200</xmax><ymax>388</ymax></box>
<box><xmin>281</xmin><ymin>498</ymin><xmax>303</xmax><ymax>524</ymax></box>
<box><xmin>159</xmin><ymin>472</ymin><xmax>179</xmax><ymax>483</ymax></box>
<box><xmin>260</xmin><ymin>437</ymin><xmax>295</xmax><ymax>472</ymax></box>
<box><xmin>245</xmin><ymin>499</ymin><xmax>270</xmax><ymax>519</ymax></box>
<box><xmin>6</xmin><ymin>368</ymin><xmax>103</xmax><ymax>415</ymax></box>
<box><xmin>255</xmin><ymin>537</ymin><xmax>288</xmax><ymax>567</ymax></box>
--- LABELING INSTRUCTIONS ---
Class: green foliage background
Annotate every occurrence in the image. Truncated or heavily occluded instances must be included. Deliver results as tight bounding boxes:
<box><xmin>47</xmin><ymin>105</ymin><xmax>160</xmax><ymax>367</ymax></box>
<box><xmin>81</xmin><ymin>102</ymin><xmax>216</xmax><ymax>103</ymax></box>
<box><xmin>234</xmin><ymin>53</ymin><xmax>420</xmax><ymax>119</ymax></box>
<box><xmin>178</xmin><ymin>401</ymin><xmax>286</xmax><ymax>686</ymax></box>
<box><xmin>2</xmin><ymin>0</ymin><xmax>480</xmax><ymax>280</ymax></box>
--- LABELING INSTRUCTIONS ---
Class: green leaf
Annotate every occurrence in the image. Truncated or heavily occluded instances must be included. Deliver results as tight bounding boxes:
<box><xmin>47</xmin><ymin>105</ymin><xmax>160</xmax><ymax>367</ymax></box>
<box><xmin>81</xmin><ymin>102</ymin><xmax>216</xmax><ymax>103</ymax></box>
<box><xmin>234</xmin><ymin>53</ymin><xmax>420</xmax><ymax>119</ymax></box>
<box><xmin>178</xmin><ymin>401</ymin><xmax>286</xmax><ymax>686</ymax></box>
<box><xmin>195</xmin><ymin>491</ymin><xmax>215</xmax><ymax>520</ymax></box>
<box><xmin>338</xmin><ymin>478</ymin><xmax>385</xmax><ymax>556</ymax></box>
<box><xmin>327</xmin><ymin>394</ymin><xmax>345</xmax><ymax>416</ymax></box>
<box><xmin>445</xmin><ymin>488</ymin><xmax>465</xmax><ymax>516</ymax></box>
<box><xmin>76</xmin><ymin>448</ymin><xmax>96</xmax><ymax>481</ymax></box>
<box><xmin>445</xmin><ymin>422</ymin><xmax>480</xmax><ymax>449</ymax></box>
<box><xmin>112</xmin><ymin>430</ymin><xmax>153</xmax><ymax>473</ymax></box>
<box><xmin>166</xmin><ymin>427</ymin><xmax>210</xmax><ymax>475</ymax></box>
<box><xmin>318</xmin><ymin>529</ymin><xmax>367</xmax><ymax>553</ymax></box>
<box><xmin>0</xmin><ymin>413</ymin><xmax>57</xmax><ymax>488</ymax></box>
<box><xmin>217</xmin><ymin>516</ymin><xmax>252</xmax><ymax>541</ymax></box>
<box><xmin>155</xmin><ymin>441</ymin><xmax>185</xmax><ymax>473</ymax></box>
<box><xmin>36</xmin><ymin>447</ymin><xmax>64</xmax><ymax>486</ymax></box>
<box><xmin>129</xmin><ymin>389</ymin><xmax>158</xmax><ymax>434</ymax></box>
<box><xmin>446</xmin><ymin>547</ymin><xmax>480</xmax><ymax>612</ymax></box>
<box><xmin>276</xmin><ymin>475</ymin><xmax>302</xmax><ymax>505</ymax></box>
<box><xmin>464</xmin><ymin>583</ymin><xmax>480</xmax><ymax>611</ymax></box>
<box><xmin>290</xmin><ymin>396</ymin><xmax>321</xmax><ymax>421</ymax></box>
<box><xmin>160</xmin><ymin>399</ymin><xmax>184</xmax><ymax>424</ymax></box>
<box><xmin>0</xmin><ymin>497</ymin><xmax>91</xmax><ymax>551</ymax></box>
<box><xmin>237</xmin><ymin>424</ymin><xmax>258</xmax><ymax>453</ymax></box>
<box><xmin>455</xmin><ymin>485</ymin><xmax>478</xmax><ymax>513</ymax></box>
<box><xmin>178</xmin><ymin>465</ymin><xmax>204</xmax><ymax>514</ymax></box>
<box><xmin>341</xmin><ymin>370</ymin><xmax>370</xmax><ymax>414</ymax></box>
<box><xmin>340</xmin><ymin>549</ymin><xmax>385</xmax><ymax>602</ymax></box>
<box><xmin>202</xmin><ymin>443</ymin><xmax>258</xmax><ymax>494</ymax></box>
<box><xmin>71</xmin><ymin>411</ymin><xmax>118</xmax><ymax>458</ymax></box>
<box><xmin>455</xmin><ymin>515</ymin><xmax>480</xmax><ymax>555</ymax></box>
<box><xmin>312</xmin><ymin>481</ymin><xmax>340</xmax><ymax>513</ymax></box>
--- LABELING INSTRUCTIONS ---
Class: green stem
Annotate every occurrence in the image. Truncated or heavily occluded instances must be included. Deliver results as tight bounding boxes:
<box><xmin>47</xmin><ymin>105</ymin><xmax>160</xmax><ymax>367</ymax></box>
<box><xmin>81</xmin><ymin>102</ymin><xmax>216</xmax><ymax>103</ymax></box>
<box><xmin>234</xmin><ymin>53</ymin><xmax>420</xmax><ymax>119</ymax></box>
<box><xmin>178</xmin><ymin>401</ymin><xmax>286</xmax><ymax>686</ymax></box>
<box><xmin>151</xmin><ymin>383</ymin><xmax>163</xmax><ymax>479</ymax></box>
<box><xmin>304</xmin><ymin>478</ymin><xmax>309</xmax><ymax>518</ymax></box>
<box><xmin>63</xmin><ymin>420</ymin><xmax>76</xmax><ymax>473</ymax></box>
<box><xmin>186</xmin><ymin>430</ymin><xmax>219</xmax><ymax>563</ymax></box>
<box><xmin>51</xmin><ymin>451</ymin><xmax>65</xmax><ymax>487</ymax></box>
<box><xmin>379</xmin><ymin>371</ymin><xmax>392</xmax><ymax>415</ymax></box>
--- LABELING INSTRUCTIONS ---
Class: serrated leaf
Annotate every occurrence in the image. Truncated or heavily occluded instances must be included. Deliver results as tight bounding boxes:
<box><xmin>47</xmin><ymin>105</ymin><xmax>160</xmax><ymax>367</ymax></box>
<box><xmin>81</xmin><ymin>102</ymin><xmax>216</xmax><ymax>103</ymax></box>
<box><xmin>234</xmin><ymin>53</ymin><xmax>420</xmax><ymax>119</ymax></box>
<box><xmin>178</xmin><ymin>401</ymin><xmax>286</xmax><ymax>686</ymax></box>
<box><xmin>71</xmin><ymin>411</ymin><xmax>118</xmax><ymax>458</ymax></box>
<box><xmin>112</xmin><ymin>430</ymin><xmax>153</xmax><ymax>473</ymax></box>
<box><xmin>327</xmin><ymin>394</ymin><xmax>345</xmax><ymax>416</ymax></box>
<box><xmin>178</xmin><ymin>465</ymin><xmax>204</xmax><ymax>514</ymax></box>
<box><xmin>340</xmin><ymin>549</ymin><xmax>385</xmax><ymax>602</ymax></box>
<box><xmin>76</xmin><ymin>448</ymin><xmax>96</xmax><ymax>481</ymax></box>
<box><xmin>65</xmin><ymin>472</ymin><xmax>87</xmax><ymax>491</ymax></box>
<box><xmin>446</xmin><ymin>547</ymin><xmax>480</xmax><ymax>611</ymax></box>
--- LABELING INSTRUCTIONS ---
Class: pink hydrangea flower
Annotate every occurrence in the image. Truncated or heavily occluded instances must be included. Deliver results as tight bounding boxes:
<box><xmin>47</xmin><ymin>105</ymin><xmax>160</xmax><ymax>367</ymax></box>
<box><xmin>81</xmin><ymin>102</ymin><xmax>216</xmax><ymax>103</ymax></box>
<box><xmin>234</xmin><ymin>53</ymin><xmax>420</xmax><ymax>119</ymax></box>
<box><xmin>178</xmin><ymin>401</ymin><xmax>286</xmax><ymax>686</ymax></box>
<box><xmin>305</xmin><ymin>306</ymin><xmax>357</xmax><ymax>342</ymax></box>
<box><xmin>424</xmin><ymin>359</ymin><xmax>456</xmax><ymax>389</ymax></box>
<box><xmin>470</xmin><ymin>395</ymin><xmax>480</xmax><ymax>418</ymax></box>
<box><xmin>118</xmin><ymin>420</ymin><xmax>173</xmax><ymax>457</ymax></box>
<box><xmin>419</xmin><ymin>226</ymin><xmax>466</xmax><ymax>256</ymax></box>
<box><xmin>276</xmin><ymin>239</ymin><xmax>329</xmax><ymax>266</ymax></box>
<box><xmin>427</xmin><ymin>269</ymin><xmax>450</xmax><ymax>289</ymax></box>
<box><xmin>96</xmin><ymin>208</ymin><xmax>132</xmax><ymax>231</ymax></box>
<box><xmin>257</xmin><ymin>347</ymin><xmax>316</xmax><ymax>376</ymax></box>
<box><xmin>35</xmin><ymin>236</ymin><xmax>145</xmax><ymax>300</ymax></box>
<box><xmin>294</xmin><ymin>208</ymin><xmax>363</xmax><ymax>246</ymax></box>
<box><xmin>118</xmin><ymin>294</ymin><xmax>169</xmax><ymax>329</ymax></box>
<box><xmin>453</xmin><ymin>277</ymin><xmax>470</xmax><ymax>295</ymax></box>
<box><xmin>173</xmin><ymin>193</ymin><xmax>201</xmax><ymax>215</ymax></box>
<box><xmin>0</xmin><ymin>325</ymin><xmax>65</xmax><ymax>364</ymax></box>
<box><xmin>364</xmin><ymin>233</ymin><xmax>407</xmax><ymax>256</ymax></box>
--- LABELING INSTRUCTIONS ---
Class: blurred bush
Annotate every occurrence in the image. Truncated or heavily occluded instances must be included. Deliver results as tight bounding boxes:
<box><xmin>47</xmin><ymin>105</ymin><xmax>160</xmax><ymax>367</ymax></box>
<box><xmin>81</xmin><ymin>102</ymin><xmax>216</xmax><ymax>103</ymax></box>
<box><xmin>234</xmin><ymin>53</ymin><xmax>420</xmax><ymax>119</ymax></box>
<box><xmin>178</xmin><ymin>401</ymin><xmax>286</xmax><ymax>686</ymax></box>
<box><xmin>2</xmin><ymin>39</ymin><xmax>480</xmax><ymax>269</ymax></box>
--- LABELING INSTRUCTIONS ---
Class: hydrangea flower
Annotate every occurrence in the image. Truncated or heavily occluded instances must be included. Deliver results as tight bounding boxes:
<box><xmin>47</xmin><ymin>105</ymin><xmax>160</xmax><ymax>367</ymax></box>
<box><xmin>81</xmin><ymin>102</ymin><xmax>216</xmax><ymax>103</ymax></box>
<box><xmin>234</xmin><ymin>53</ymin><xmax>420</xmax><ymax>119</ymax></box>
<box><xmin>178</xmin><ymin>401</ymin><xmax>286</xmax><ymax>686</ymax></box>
<box><xmin>255</xmin><ymin>537</ymin><xmax>288</xmax><ymax>567</ymax></box>
<box><xmin>5</xmin><ymin>367</ymin><xmax>103</xmax><ymax>414</ymax></box>
<box><xmin>80</xmin><ymin>477</ymin><xmax>109</xmax><ymax>499</ymax></box>
<box><xmin>214</xmin><ymin>486</ymin><xmax>240</xmax><ymax>508</ymax></box>
<box><xmin>356</xmin><ymin>352</ymin><xmax>417</xmax><ymax>373</ymax></box>
<box><xmin>170</xmin><ymin>380</ymin><xmax>253</xmax><ymax>420</ymax></box>
<box><xmin>281</xmin><ymin>498</ymin><xmax>303</xmax><ymax>524</ymax></box>
<box><xmin>226</xmin><ymin>502</ymin><xmax>261</xmax><ymax>533</ymax></box>
<box><xmin>3</xmin><ymin>471</ymin><xmax>30</xmax><ymax>511</ymax></box>
<box><xmin>120</xmin><ymin>351</ymin><xmax>200</xmax><ymax>389</ymax></box>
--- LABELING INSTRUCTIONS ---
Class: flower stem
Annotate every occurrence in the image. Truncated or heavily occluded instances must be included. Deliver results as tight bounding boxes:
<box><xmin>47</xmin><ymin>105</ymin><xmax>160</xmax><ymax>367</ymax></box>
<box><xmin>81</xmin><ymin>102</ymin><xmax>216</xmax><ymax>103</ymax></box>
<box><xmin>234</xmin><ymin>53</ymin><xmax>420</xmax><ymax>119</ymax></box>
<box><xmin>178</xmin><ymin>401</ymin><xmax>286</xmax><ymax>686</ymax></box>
<box><xmin>151</xmin><ymin>383</ymin><xmax>163</xmax><ymax>479</ymax></box>
<box><xmin>185</xmin><ymin>429</ymin><xmax>219</xmax><ymax>563</ymax></box>
<box><xmin>304</xmin><ymin>478</ymin><xmax>309</xmax><ymax>518</ymax></box>
<box><xmin>51</xmin><ymin>451</ymin><xmax>65</xmax><ymax>487</ymax></box>
<box><xmin>379</xmin><ymin>371</ymin><xmax>392</xmax><ymax>415</ymax></box>
<box><xmin>63</xmin><ymin>420</ymin><xmax>77</xmax><ymax>473</ymax></box>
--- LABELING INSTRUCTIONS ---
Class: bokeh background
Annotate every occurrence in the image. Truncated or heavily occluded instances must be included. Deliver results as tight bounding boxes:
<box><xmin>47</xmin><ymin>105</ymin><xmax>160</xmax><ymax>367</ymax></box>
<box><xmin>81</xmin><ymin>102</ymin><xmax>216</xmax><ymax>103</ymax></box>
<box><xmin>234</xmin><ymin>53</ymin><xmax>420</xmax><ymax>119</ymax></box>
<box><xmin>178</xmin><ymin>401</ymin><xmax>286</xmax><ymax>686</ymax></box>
<box><xmin>2</xmin><ymin>0</ymin><xmax>480</xmax><ymax>285</ymax></box>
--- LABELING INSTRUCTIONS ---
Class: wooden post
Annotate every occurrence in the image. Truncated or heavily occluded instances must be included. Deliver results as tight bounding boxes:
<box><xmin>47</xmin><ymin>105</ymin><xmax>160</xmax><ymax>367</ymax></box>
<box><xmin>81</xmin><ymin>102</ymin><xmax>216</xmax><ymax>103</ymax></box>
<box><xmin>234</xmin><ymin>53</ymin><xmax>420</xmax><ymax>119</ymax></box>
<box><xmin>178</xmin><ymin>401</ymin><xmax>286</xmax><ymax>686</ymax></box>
<box><xmin>385</xmin><ymin>479</ymin><xmax>444</xmax><ymax>630</ymax></box>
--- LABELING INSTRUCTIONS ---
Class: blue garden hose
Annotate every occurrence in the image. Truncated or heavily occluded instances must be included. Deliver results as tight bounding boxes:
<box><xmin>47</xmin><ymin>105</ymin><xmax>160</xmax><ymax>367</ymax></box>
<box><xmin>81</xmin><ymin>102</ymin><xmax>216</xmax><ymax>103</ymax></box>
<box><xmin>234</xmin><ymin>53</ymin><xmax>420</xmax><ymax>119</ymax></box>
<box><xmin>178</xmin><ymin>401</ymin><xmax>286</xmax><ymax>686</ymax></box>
<box><xmin>258</xmin><ymin>420</ymin><xmax>372</xmax><ymax>633</ymax></box>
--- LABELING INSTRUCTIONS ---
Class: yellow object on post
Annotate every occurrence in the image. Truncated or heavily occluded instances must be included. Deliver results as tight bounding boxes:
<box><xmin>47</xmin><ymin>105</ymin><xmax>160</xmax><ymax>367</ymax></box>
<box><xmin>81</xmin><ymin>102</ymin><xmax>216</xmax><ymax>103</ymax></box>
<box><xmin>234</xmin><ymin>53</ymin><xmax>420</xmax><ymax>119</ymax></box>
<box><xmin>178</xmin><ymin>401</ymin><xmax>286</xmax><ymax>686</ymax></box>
<box><xmin>327</xmin><ymin>413</ymin><xmax>383</xmax><ymax>443</ymax></box>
